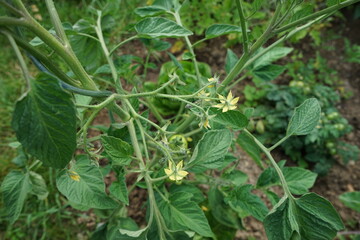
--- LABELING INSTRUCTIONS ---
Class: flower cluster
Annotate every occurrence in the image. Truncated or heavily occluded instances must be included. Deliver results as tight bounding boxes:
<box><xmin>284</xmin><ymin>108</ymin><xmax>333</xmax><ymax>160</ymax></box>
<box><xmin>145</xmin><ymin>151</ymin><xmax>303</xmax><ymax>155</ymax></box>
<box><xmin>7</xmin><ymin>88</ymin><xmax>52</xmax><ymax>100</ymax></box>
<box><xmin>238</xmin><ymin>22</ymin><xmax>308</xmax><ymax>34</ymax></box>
<box><xmin>164</xmin><ymin>160</ymin><xmax>189</xmax><ymax>181</ymax></box>
<box><xmin>213</xmin><ymin>91</ymin><xmax>239</xmax><ymax>112</ymax></box>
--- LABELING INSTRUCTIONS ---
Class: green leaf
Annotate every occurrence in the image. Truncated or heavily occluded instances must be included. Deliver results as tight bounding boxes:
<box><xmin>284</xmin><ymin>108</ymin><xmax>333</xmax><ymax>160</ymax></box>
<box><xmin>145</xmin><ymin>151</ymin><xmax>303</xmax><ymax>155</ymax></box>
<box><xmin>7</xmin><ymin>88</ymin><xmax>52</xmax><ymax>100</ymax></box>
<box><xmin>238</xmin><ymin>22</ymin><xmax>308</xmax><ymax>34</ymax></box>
<box><xmin>326</xmin><ymin>0</ymin><xmax>345</xmax><ymax>7</ymax></box>
<box><xmin>221</xmin><ymin>170</ymin><xmax>248</xmax><ymax>186</ymax></box>
<box><xmin>252</xmin><ymin>64</ymin><xmax>285</xmax><ymax>81</ymax></box>
<box><xmin>135</xmin><ymin>17</ymin><xmax>192</xmax><ymax>38</ymax></box>
<box><xmin>110</xmin><ymin>173</ymin><xmax>129</xmax><ymax>205</ymax></box>
<box><xmin>158</xmin><ymin>192</ymin><xmax>213</xmax><ymax>237</ymax></box>
<box><xmin>135</xmin><ymin>6</ymin><xmax>167</xmax><ymax>17</ymax></box>
<box><xmin>106</xmin><ymin>218</ymin><xmax>142</xmax><ymax>240</ymax></box>
<box><xmin>208</xmin><ymin>187</ymin><xmax>243</xmax><ymax>229</ymax></box>
<box><xmin>1</xmin><ymin>171</ymin><xmax>31</xmax><ymax>223</ymax></box>
<box><xmin>257</xmin><ymin>161</ymin><xmax>317</xmax><ymax>195</ymax></box>
<box><xmin>212</xmin><ymin>110</ymin><xmax>249</xmax><ymax>130</ymax></box>
<box><xmin>227</xmin><ymin>184</ymin><xmax>268</xmax><ymax>221</ymax></box>
<box><xmin>56</xmin><ymin>160</ymin><xmax>117</xmax><ymax>209</ymax></box>
<box><xmin>286</xmin><ymin>98</ymin><xmax>321</xmax><ymax>136</ymax></box>
<box><xmin>119</xmin><ymin>228</ymin><xmax>148</xmax><ymax>238</ymax></box>
<box><xmin>283</xmin><ymin>167</ymin><xmax>317</xmax><ymax>195</ymax></box>
<box><xmin>12</xmin><ymin>73</ymin><xmax>77</xmax><ymax>169</ymax></box>
<box><xmin>153</xmin><ymin>0</ymin><xmax>173</xmax><ymax>10</ymax></box>
<box><xmin>29</xmin><ymin>171</ymin><xmax>48</xmax><ymax>200</ymax></box>
<box><xmin>70</xmin><ymin>19</ymin><xmax>103</xmax><ymax>70</ymax></box>
<box><xmin>339</xmin><ymin>191</ymin><xmax>360</xmax><ymax>212</ymax></box>
<box><xmin>101</xmin><ymin>136</ymin><xmax>133</xmax><ymax>165</ymax></box>
<box><xmin>205</xmin><ymin>24</ymin><xmax>243</xmax><ymax>39</ymax></box>
<box><xmin>237</xmin><ymin>132</ymin><xmax>263</xmax><ymax>167</ymax></box>
<box><xmin>169</xmin><ymin>184</ymin><xmax>205</xmax><ymax>203</ymax></box>
<box><xmin>225</xmin><ymin>49</ymin><xmax>239</xmax><ymax>74</ymax></box>
<box><xmin>188</xmin><ymin>129</ymin><xmax>232</xmax><ymax>171</ymax></box>
<box><xmin>264</xmin><ymin>193</ymin><xmax>344</xmax><ymax>240</ymax></box>
<box><xmin>253</xmin><ymin>47</ymin><xmax>293</xmax><ymax>69</ymax></box>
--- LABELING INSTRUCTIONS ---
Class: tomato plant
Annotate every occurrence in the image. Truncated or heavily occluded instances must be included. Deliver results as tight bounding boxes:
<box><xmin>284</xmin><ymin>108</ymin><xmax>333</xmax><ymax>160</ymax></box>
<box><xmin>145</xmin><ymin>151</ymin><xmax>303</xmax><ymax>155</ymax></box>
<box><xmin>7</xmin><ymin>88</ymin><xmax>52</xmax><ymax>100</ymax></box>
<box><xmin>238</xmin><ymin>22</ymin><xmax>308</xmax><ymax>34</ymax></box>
<box><xmin>1</xmin><ymin>0</ymin><xmax>359</xmax><ymax>239</ymax></box>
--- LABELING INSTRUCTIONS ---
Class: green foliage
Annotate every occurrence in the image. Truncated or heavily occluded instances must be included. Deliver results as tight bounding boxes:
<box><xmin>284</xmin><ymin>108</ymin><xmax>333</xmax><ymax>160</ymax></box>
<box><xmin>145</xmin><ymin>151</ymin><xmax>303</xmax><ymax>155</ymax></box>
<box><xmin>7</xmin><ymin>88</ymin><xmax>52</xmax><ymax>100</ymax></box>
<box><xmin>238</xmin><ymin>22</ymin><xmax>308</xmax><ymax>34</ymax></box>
<box><xmin>12</xmin><ymin>74</ymin><xmax>77</xmax><ymax>169</ymax></box>
<box><xmin>135</xmin><ymin>17</ymin><xmax>193</xmax><ymax>38</ymax></box>
<box><xmin>1</xmin><ymin>171</ymin><xmax>31</xmax><ymax>224</ymax></box>
<box><xmin>157</xmin><ymin>192</ymin><xmax>213</xmax><ymax>237</ymax></box>
<box><xmin>1</xmin><ymin>0</ymin><xmax>358</xmax><ymax>239</ymax></box>
<box><xmin>56</xmin><ymin>157</ymin><xmax>118</xmax><ymax>209</ymax></box>
<box><xmin>188</xmin><ymin>129</ymin><xmax>232</xmax><ymax>171</ymax></box>
<box><xmin>264</xmin><ymin>193</ymin><xmax>344</xmax><ymax>240</ymax></box>
<box><xmin>243</xmin><ymin>52</ymin><xmax>359</xmax><ymax>174</ymax></box>
<box><xmin>339</xmin><ymin>191</ymin><xmax>360</xmax><ymax>212</ymax></box>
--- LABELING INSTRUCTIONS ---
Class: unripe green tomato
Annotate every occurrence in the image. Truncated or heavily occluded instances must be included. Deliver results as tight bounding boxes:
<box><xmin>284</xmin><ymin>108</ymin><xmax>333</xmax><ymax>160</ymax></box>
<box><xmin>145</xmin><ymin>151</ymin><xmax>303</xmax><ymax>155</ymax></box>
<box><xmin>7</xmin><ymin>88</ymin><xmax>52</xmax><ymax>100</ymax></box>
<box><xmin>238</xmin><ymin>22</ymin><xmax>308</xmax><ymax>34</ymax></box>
<box><xmin>303</xmin><ymin>86</ymin><xmax>311</xmax><ymax>94</ymax></box>
<box><xmin>169</xmin><ymin>134</ymin><xmax>188</xmax><ymax>151</ymax></box>
<box><xmin>329</xmin><ymin>148</ymin><xmax>337</xmax><ymax>155</ymax></box>
<box><xmin>289</xmin><ymin>80</ymin><xmax>297</xmax><ymax>87</ymax></box>
<box><xmin>326</xmin><ymin>142</ymin><xmax>335</xmax><ymax>149</ymax></box>
<box><xmin>247</xmin><ymin>119</ymin><xmax>255</xmax><ymax>132</ymax></box>
<box><xmin>297</xmin><ymin>81</ymin><xmax>305</xmax><ymax>87</ymax></box>
<box><xmin>256</xmin><ymin>120</ymin><xmax>265</xmax><ymax>134</ymax></box>
<box><xmin>334</xmin><ymin>123</ymin><xmax>345</xmax><ymax>131</ymax></box>
<box><xmin>327</xmin><ymin>112</ymin><xmax>339</xmax><ymax>120</ymax></box>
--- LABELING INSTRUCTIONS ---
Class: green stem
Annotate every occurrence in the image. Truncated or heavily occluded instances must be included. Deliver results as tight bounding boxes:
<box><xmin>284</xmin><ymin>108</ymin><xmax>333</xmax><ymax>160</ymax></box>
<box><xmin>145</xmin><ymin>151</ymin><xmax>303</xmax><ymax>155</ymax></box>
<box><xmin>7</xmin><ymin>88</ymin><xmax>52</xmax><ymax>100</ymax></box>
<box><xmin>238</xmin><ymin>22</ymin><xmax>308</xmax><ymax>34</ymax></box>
<box><xmin>0</xmin><ymin>16</ymin><xmax>28</xmax><ymax>27</ymax></box>
<box><xmin>235</xmin><ymin>0</ymin><xmax>249</xmax><ymax>54</ymax></box>
<box><xmin>218</xmin><ymin>3</ymin><xmax>282</xmax><ymax>93</ymax></box>
<box><xmin>274</xmin><ymin>0</ymin><xmax>360</xmax><ymax>34</ymax></box>
<box><xmin>0</xmin><ymin>1</ymin><xmax>24</xmax><ymax>16</ymax></box>
<box><xmin>268</xmin><ymin>135</ymin><xmax>290</xmax><ymax>152</ymax></box>
<box><xmin>2</xmin><ymin>3</ymin><xmax>98</xmax><ymax>90</ymax></box>
<box><xmin>144</xmin><ymin>175</ymin><xmax>167</xmax><ymax>240</ymax></box>
<box><xmin>226</xmin><ymin>72</ymin><xmax>249</xmax><ymax>90</ymax></box>
<box><xmin>141</xmin><ymin>99</ymin><xmax>165</xmax><ymax>124</ymax></box>
<box><xmin>8</xmin><ymin>32</ymin><xmax>81</xmax><ymax>86</ymax></box>
<box><xmin>45</xmin><ymin>0</ymin><xmax>70</xmax><ymax>46</ymax></box>
<box><xmin>182</xmin><ymin>127</ymin><xmax>202</xmax><ymax>137</ymax></box>
<box><xmin>135</xmin><ymin>118</ymin><xmax>150</xmax><ymax>162</ymax></box>
<box><xmin>95</xmin><ymin>10</ymin><xmax>123</xmax><ymax>92</ymax></box>
<box><xmin>173</xmin><ymin>11</ymin><xmax>201</xmax><ymax>86</ymax></box>
<box><xmin>244</xmin><ymin>129</ymin><xmax>293</xmax><ymax>198</ymax></box>
<box><xmin>4</xmin><ymin>31</ymin><xmax>31</xmax><ymax>89</ymax></box>
<box><xmin>109</xmin><ymin>35</ymin><xmax>138</xmax><ymax>56</ymax></box>
<box><xmin>174</xmin><ymin>115</ymin><xmax>196</xmax><ymax>133</ymax></box>
<box><xmin>127</xmin><ymin>119</ymin><xmax>145</xmax><ymax>168</ymax></box>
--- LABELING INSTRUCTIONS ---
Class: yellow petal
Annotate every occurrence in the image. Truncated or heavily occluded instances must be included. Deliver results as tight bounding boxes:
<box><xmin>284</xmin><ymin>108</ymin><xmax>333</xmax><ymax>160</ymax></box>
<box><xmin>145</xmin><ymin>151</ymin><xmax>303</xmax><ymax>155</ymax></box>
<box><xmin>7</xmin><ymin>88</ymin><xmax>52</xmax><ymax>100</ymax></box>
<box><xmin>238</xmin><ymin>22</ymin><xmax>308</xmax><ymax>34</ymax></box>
<box><xmin>213</xmin><ymin>104</ymin><xmax>224</xmax><ymax>109</ymax></box>
<box><xmin>169</xmin><ymin>175</ymin><xmax>176</xmax><ymax>181</ymax></box>
<box><xmin>227</xmin><ymin>91</ymin><xmax>233</xmax><ymax>101</ymax></box>
<box><xmin>176</xmin><ymin>160</ymin><xmax>184</xmax><ymax>170</ymax></box>
<box><xmin>175</xmin><ymin>171</ymin><xmax>189</xmax><ymax>181</ymax></box>
<box><xmin>208</xmin><ymin>77</ymin><xmax>215</xmax><ymax>82</ymax></box>
<box><xmin>218</xmin><ymin>94</ymin><xmax>226</xmax><ymax>100</ymax></box>
<box><xmin>168</xmin><ymin>160</ymin><xmax>173</xmax><ymax>170</ymax></box>
<box><xmin>229</xmin><ymin>105</ymin><xmax>237</xmax><ymax>110</ymax></box>
<box><xmin>164</xmin><ymin>168</ymin><xmax>173</xmax><ymax>176</ymax></box>
<box><xmin>223</xmin><ymin>106</ymin><xmax>229</xmax><ymax>112</ymax></box>
<box><xmin>231</xmin><ymin>97</ymin><xmax>239</xmax><ymax>105</ymax></box>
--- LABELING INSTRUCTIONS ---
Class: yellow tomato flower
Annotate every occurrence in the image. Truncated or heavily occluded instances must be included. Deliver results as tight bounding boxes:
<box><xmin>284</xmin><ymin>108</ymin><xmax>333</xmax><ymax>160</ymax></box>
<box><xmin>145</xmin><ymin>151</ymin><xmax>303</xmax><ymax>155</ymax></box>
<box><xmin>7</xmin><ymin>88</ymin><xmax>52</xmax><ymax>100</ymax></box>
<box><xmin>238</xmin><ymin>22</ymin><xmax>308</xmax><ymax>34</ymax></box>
<box><xmin>199</xmin><ymin>117</ymin><xmax>211</xmax><ymax>129</ymax></box>
<box><xmin>197</xmin><ymin>90</ymin><xmax>211</xmax><ymax>101</ymax></box>
<box><xmin>68</xmin><ymin>170</ymin><xmax>80</xmax><ymax>182</ymax></box>
<box><xmin>207</xmin><ymin>77</ymin><xmax>217</xmax><ymax>88</ymax></box>
<box><xmin>213</xmin><ymin>91</ymin><xmax>239</xmax><ymax>112</ymax></box>
<box><xmin>164</xmin><ymin>160</ymin><xmax>189</xmax><ymax>181</ymax></box>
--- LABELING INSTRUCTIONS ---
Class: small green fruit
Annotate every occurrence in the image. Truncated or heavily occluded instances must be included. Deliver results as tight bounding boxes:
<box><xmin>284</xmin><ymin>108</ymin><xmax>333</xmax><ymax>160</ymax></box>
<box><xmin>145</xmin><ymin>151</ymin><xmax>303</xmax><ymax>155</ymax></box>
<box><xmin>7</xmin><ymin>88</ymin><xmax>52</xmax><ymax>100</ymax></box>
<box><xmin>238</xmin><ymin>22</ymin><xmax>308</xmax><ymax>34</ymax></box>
<box><xmin>256</xmin><ymin>120</ymin><xmax>265</xmax><ymax>134</ymax></box>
